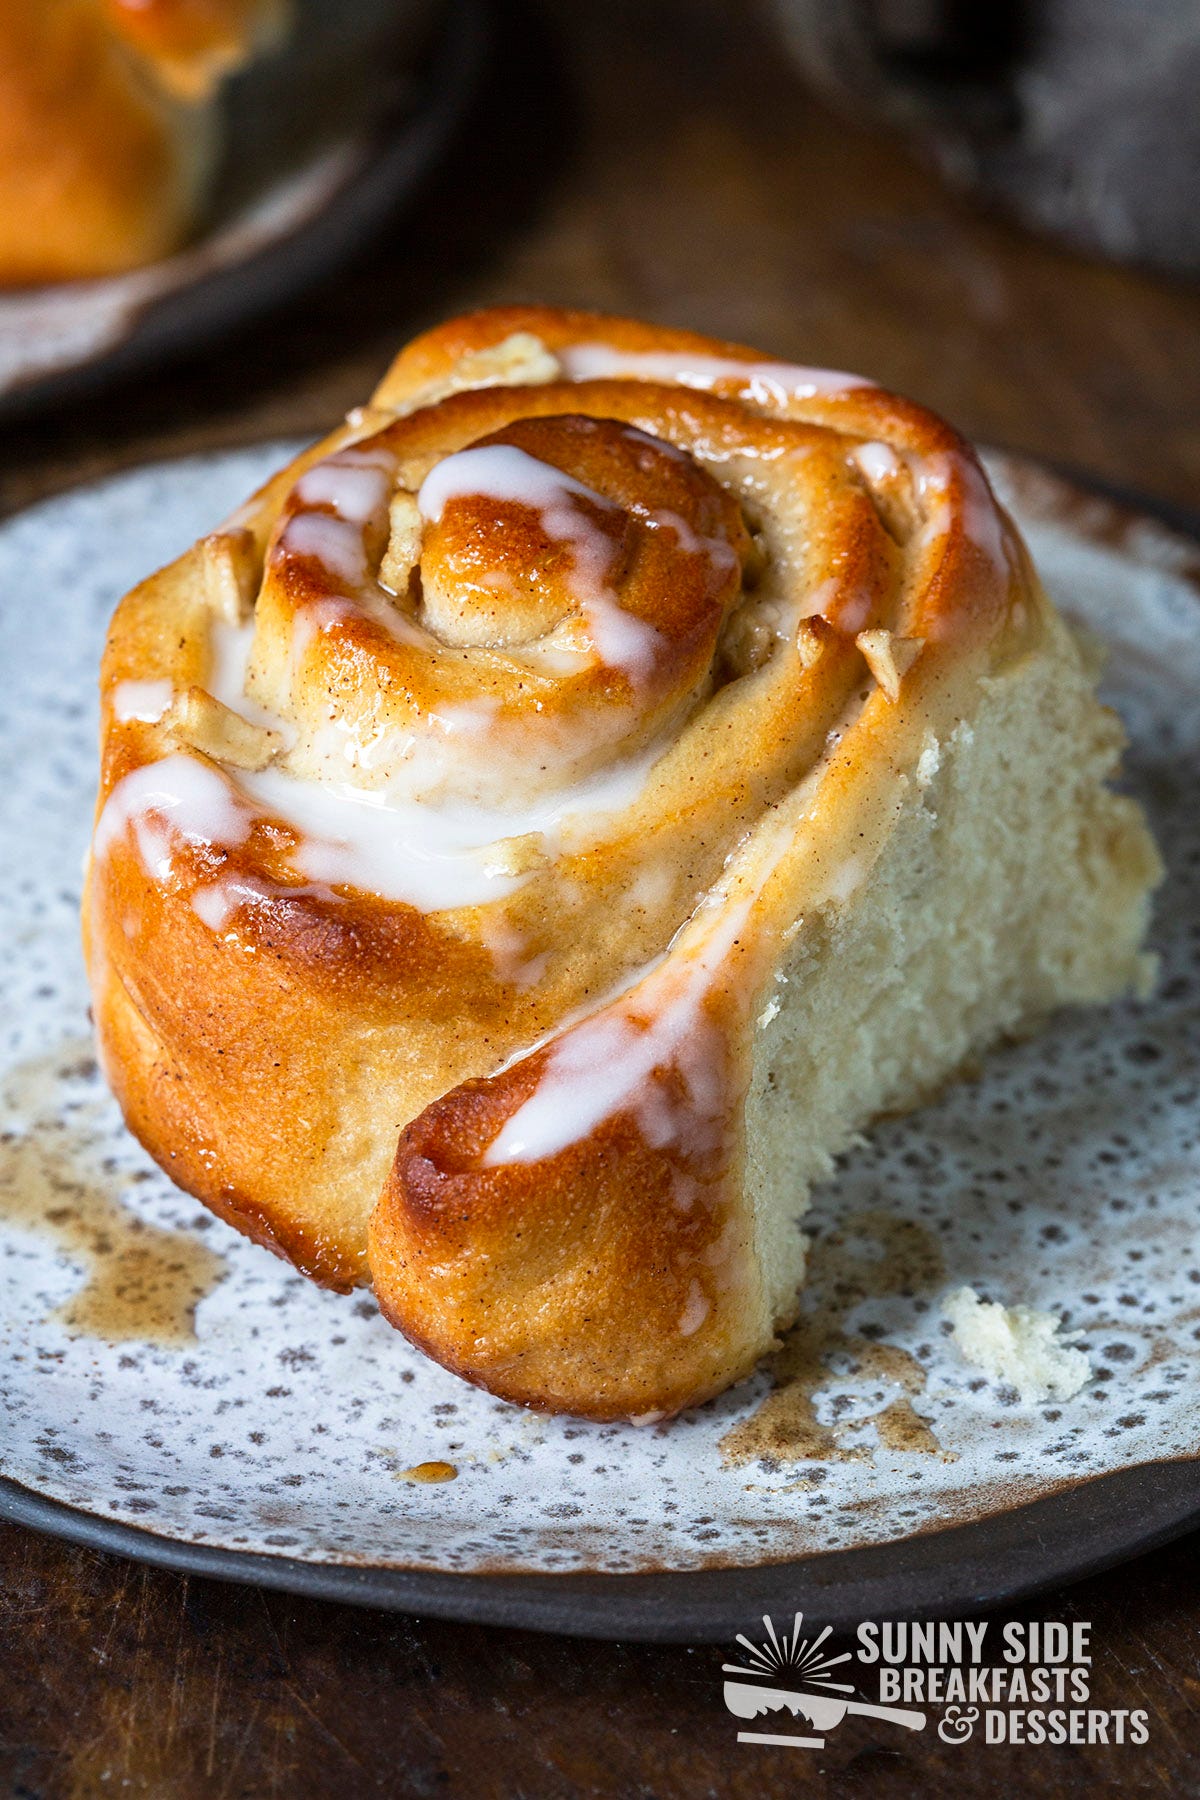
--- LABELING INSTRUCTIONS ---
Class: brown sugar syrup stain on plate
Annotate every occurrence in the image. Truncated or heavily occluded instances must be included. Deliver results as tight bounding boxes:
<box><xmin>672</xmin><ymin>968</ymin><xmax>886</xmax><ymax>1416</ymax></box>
<box><xmin>0</xmin><ymin>1040</ymin><xmax>226</xmax><ymax>1345</ymax></box>
<box><xmin>721</xmin><ymin>1209</ymin><xmax>951</xmax><ymax>1466</ymax></box>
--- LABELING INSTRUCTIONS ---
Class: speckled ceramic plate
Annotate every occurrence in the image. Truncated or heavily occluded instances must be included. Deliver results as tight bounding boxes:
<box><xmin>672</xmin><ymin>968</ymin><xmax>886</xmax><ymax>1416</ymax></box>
<box><xmin>1</xmin><ymin>444</ymin><xmax>1197</xmax><ymax>1642</ymax></box>
<box><xmin>0</xmin><ymin>0</ymin><xmax>482</xmax><ymax>421</ymax></box>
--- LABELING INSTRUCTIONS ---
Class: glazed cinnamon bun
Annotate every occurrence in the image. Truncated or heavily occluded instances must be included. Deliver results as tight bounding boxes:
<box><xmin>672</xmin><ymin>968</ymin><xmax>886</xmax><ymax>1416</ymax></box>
<box><xmin>85</xmin><ymin>307</ymin><xmax>1161</xmax><ymax>1418</ymax></box>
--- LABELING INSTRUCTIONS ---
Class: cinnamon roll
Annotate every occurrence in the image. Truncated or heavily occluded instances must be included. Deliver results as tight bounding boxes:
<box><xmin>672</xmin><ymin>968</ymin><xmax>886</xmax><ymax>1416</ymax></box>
<box><xmin>85</xmin><ymin>307</ymin><xmax>1161</xmax><ymax>1419</ymax></box>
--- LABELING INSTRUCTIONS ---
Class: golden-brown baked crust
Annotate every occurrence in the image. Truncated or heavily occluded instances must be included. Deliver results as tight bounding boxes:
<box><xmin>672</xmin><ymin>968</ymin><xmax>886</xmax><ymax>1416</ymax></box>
<box><xmin>85</xmin><ymin>305</ymin><xmax>1156</xmax><ymax>1414</ymax></box>
<box><xmin>372</xmin><ymin>1002</ymin><xmax>761</xmax><ymax>1420</ymax></box>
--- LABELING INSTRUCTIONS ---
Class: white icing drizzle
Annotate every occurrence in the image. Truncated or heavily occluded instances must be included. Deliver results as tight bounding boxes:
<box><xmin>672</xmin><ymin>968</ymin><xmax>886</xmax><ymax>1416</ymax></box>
<box><xmin>417</xmin><ymin>442</ymin><xmax>602</xmax><ymax>524</ymax></box>
<box><xmin>288</xmin><ymin>592</ymin><xmax>379</xmax><ymax>680</ymax></box>
<box><xmin>914</xmin><ymin>451</ymin><xmax>1009</xmax><ymax>594</ymax></box>
<box><xmin>275</xmin><ymin>445</ymin><xmax>405</xmax><ymax>628</ymax></box>
<box><xmin>100</xmin><ymin>606</ymin><xmax>668</xmax><ymax>914</ymax></box>
<box><xmin>797</xmin><ymin>575</ymin><xmax>840</xmax><ymax>621</ymax></box>
<box><xmin>292</xmin><ymin>447</ymin><xmax>396</xmax><ymax>524</ymax></box>
<box><xmin>206</xmin><ymin>617</ymin><xmax>293</xmax><ymax>734</ymax></box>
<box><xmin>483</xmin><ymin>893</ymin><xmax>753</xmax><ymax>1165</ymax></box>
<box><xmin>418</xmin><ymin>444</ymin><xmax>665</xmax><ymax>681</ymax></box>
<box><xmin>93</xmin><ymin>760</ymin><xmax>330</xmax><ymax>932</ymax></box>
<box><xmin>112</xmin><ymin>679</ymin><xmax>173</xmax><ymax>724</ymax></box>
<box><xmin>93</xmin><ymin>754</ymin><xmax>254</xmax><ymax>881</ymax></box>
<box><xmin>558</xmin><ymin>343</ymin><xmax>871</xmax><ymax>401</ymax></box>
<box><xmin>277</xmin><ymin>509</ymin><xmax>371</xmax><ymax>599</ymax></box>
<box><xmin>189</xmin><ymin>873</ymin><xmax>283</xmax><ymax>934</ymax></box>
<box><xmin>853</xmin><ymin>441</ymin><xmax>901</xmax><ymax>484</ymax></box>
<box><xmin>639</xmin><ymin>505</ymin><xmax>740</xmax><ymax>583</ymax></box>
<box><xmin>235</xmin><ymin>769</ymin><xmax>516</xmax><ymax>908</ymax></box>
<box><xmin>476</xmin><ymin>913</ymin><xmax>550</xmax><ymax>989</ymax></box>
<box><xmin>98</xmin><ymin>738</ymin><xmax>665</xmax><ymax>916</ymax></box>
<box><xmin>477</xmin><ymin>749</ymin><xmax>852</xmax><ymax>1168</ymax></box>
<box><xmin>241</xmin><ymin>744</ymin><xmax>666</xmax><ymax>910</ymax></box>
<box><xmin>432</xmin><ymin>698</ymin><xmax>502</xmax><ymax>739</ymax></box>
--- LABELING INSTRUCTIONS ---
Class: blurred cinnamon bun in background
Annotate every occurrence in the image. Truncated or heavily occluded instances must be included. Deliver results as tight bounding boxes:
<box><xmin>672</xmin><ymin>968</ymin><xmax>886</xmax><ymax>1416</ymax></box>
<box><xmin>0</xmin><ymin>1</ymin><xmax>288</xmax><ymax>284</ymax></box>
<box><xmin>0</xmin><ymin>0</ymin><xmax>436</xmax><ymax>287</ymax></box>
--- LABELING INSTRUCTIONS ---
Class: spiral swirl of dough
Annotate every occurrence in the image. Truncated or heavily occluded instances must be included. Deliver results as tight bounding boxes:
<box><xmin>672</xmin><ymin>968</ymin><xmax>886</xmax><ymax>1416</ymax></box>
<box><xmin>248</xmin><ymin>407</ymin><xmax>752</xmax><ymax>807</ymax></box>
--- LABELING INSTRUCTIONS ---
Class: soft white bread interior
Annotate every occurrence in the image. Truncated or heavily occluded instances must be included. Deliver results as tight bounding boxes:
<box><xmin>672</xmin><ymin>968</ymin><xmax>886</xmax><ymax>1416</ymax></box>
<box><xmin>747</xmin><ymin>614</ymin><xmax>1158</xmax><ymax>1336</ymax></box>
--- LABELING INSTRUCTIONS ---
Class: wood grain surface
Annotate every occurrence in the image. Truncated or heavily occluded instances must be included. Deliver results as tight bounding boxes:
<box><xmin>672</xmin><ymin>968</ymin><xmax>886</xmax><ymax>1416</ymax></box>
<box><xmin>1</xmin><ymin>2</ymin><xmax>1198</xmax><ymax>1794</ymax></box>
<box><xmin>1</xmin><ymin>1520</ymin><xmax>1197</xmax><ymax>1797</ymax></box>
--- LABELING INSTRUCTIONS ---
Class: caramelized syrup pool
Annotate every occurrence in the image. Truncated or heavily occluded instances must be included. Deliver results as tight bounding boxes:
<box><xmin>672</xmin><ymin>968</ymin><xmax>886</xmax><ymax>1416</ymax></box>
<box><xmin>398</xmin><ymin>1462</ymin><xmax>459</xmax><ymax>1484</ymax></box>
<box><xmin>0</xmin><ymin>1041</ymin><xmax>225</xmax><ymax>1345</ymax></box>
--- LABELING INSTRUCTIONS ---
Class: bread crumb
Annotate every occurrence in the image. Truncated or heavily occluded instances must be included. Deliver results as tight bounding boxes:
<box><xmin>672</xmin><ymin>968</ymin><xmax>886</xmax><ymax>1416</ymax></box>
<box><xmin>941</xmin><ymin>1286</ymin><xmax>1091</xmax><ymax>1403</ymax></box>
<box><xmin>915</xmin><ymin>734</ymin><xmax>941</xmax><ymax>787</ymax></box>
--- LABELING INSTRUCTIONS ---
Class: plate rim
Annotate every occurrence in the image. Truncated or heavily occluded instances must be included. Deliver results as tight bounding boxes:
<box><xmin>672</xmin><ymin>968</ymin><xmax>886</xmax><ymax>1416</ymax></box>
<box><xmin>3</xmin><ymin>1458</ymin><xmax>1197</xmax><ymax>1642</ymax></box>
<box><xmin>2</xmin><ymin>448</ymin><xmax>1198</xmax><ymax>1642</ymax></box>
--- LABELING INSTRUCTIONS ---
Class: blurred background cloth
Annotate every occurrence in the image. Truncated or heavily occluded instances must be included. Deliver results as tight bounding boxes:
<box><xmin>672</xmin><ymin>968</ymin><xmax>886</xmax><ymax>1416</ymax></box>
<box><xmin>769</xmin><ymin>0</ymin><xmax>1200</xmax><ymax>276</ymax></box>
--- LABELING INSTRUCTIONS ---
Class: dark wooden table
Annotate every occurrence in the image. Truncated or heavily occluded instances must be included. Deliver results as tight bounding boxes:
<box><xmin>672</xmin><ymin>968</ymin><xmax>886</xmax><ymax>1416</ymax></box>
<box><xmin>2</xmin><ymin>3</ymin><xmax>1198</xmax><ymax>1794</ymax></box>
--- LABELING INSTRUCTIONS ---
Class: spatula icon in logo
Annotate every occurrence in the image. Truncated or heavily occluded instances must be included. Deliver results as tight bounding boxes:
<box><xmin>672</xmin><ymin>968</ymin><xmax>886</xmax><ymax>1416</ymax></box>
<box><xmin>723</xmin><ymin>1613</ymin><xmax>927</xmax><ymax>1749</ymax></box>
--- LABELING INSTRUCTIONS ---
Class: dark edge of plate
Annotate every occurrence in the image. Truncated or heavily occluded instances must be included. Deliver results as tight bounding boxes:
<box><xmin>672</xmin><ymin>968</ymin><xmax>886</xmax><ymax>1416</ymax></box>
<box><xmin>2</xmin><ymin>1460</ymin><xmax>1197</xmax><ymax>1644</ymax></box>
<box><xmin>2</xmin><ymin>458</ymin><xmax>1198</xmax><ymax>1644</ymax></box>
<box><xmin>0</xmin><ymin>0</ymin><xmax>487</xmax><ymax>424</ymax></box>
<box><xmin>983</xmin><ymin>446</ymin><xmax>1200</xmax><ymax>546</ymax></box>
